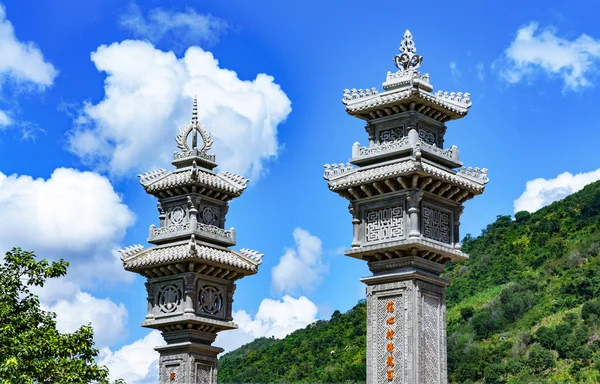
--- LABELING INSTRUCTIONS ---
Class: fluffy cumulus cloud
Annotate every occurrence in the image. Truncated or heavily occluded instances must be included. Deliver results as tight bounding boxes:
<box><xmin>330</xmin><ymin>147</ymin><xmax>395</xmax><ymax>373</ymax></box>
<box><xmin>476</xmin><ymin>62</ymin><xmax>485</xmax><ymax>81</ymax></box>
<box><xmin>498</xmin><ymin>22</ymin><xmax>600</xmax><ymax>91</ymax></box>
<box><xmin>0</xmin><ymin>109</ymin><xmax>10</xmax><ymax>126</ymax></box>
<box><xmin>0</xmin><ymin>168</ymin><xmax>135</xmax><ymax>284</ymax></box>
<box><xmin>0</xmin><ymin>3</ymin><xmax>57</xmax><ymax>88</ymax></box>
<box><xmin>514</xmin><ymin>169</ymin><xmax>600</xmax><ymax>213</ymax></box>
<box><xmin>271</xmin><ymin>228</ymin><xmax>327</xmax><ymax>295</ymax></box>
<box><xmin>449</xmin><ymin>61</ymin><xmax>461</xmax><ymax>81</ymax></box>
<box><xmin>36</xmin><ymin>279</ymin><xmax>128</xmax><ymax>348</ymax></box>
<box><xmin>120</xmin><ymin>3</ymin><xmax>228</xmax><ymax>49</ymax></box>
<box><xmin>0</xmin><ymin>3</ymin><xmax>57</xmax><ymax>129</ymax></box>
<box><xmin>68</xmin><ymin>40</ymin><xmax>291</xmax><ymax>178</ymax></box>
<box><xmin>99</xmin><ymin>330</ymin><xmax>162</xmax><ymax>384</ymax></box>
<box><xmin>216</xmin><ymin>295</ymin><xmax>319</xmax><ymax>353</ymax></box>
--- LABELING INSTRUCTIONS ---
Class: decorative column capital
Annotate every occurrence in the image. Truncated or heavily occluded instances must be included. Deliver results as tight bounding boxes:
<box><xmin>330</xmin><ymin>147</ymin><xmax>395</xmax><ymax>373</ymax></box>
<box><xmin>407</xmin><ymin>190</ymin><xmax>424</xmax><ymax>205</ymax></box>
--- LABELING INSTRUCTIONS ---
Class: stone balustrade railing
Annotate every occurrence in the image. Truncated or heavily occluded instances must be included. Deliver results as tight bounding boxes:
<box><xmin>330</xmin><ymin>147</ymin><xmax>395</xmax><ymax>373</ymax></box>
<box><xmin>419</xmin><ymin>141</ymin><xmax>458</xmax><ymax>161</ymax></box>
<box><xmin>323</xmin><ymin>163</ymin><xmax>354</xmax><ymax>179</ymax></box>
<box><xmin>435</xmin><ymin>90</ymin><xmax>471</xmax><ymax>105</ymax></box>
<box><xmin>385</xmin><ymin>70</ymin><xmax>430</xmax><ymax>83</ymax></box>
<box><xmin>357</xmin><ymin>136</ymin><xmax>410</xmax><ymax>156</ymax></box>
<box><xmin>150</xmin><ymin>222</ymin><xmax>236</xmax><ymax>242</ymax></box>
<box><xmin>458</xmin><ymin>166</ymin><xmax>488</xmax><ymax>182</ymax></box>
<box><xmin>342</xmin><ymin>88</ymin><xmax>379</xmax><ymax>102</ymax></box>
<box><xmin>173</xmin><ymin>149</ymin><xmax>216</xmax><ymax>162</ymax></box>
<box><xmin>351</xmin><ymin>130</ymin><xmax>459</xmax><ymax>162</ymax></box>
<box><xmin>197</xmin><ymin>223</ymin><xmax>235</xmax><ymax>240</ymax></box>
<box><xmin>153</xmin><ymin>222</ymin><xmax>191</xmax><ymax>236</ymax></box>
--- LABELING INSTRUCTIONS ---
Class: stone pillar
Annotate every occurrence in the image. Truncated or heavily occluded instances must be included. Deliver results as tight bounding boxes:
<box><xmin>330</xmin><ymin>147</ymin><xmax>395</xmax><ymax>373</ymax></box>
<box><xmin>349</xmin><ymin>203</ymin><xmax>361</xmax><ymax>248</ymax></box>
<box><xmin>156</xmin><ymin>342</ymin><xmax>222</xmax><ymax>384</ymax></box>
<box><xmin>407</xmin><ymin>190</ymin><xmax>423</xmax><ymax>238</ymax></box>
<box><xmin>362</xmin><ymin>258</ymin><xmax>449</xmax><ymax>384</ymax></box>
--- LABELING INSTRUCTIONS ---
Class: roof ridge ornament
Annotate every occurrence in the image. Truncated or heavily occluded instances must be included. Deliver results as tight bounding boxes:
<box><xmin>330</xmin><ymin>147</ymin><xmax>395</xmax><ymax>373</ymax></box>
<box><xmin>394</xmin><ymin>30</ymin><xmax>423</xmax><ymax>73</ymax></box>
<box><xmin>175</xmin><ymin>97</ymin><xmax>214</xmax><ymax>154</ymax></box>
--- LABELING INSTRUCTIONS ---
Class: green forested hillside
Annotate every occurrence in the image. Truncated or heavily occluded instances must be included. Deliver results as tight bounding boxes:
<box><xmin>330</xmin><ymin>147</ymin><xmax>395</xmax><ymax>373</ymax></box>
<box><xmin>219</xmin><ymin>180</ymin><xmax>600</xmax><ymax>383</ymax></box>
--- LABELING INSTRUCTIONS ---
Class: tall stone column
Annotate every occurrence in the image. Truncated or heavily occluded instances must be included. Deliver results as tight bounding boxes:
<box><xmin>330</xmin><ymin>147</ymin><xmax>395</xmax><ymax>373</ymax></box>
<box><xmin>324</xmin><ymin>30</ymin><xmax>488</xmax><ymax>383</ymax></box>
<box><xmin>120</xmin><ymin>98</ymin><xmax>264</xmax><ymax>384</ymax></box>
<box><xmin>362</xmin><ymin>259</ymin><xmax>449</xmax><ymax>384</ymax></box>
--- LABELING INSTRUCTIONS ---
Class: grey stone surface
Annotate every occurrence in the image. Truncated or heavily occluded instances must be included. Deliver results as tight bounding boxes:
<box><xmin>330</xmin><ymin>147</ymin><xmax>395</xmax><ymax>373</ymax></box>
<box><xmin>325</xmin><ymin>30</ymin><xmax>488</xmax><ymax>383</ymax></box>
<box><xmin>120</xmin><ymin>98</ymin><xmax>263</xmax><ymax>384</ymax></box>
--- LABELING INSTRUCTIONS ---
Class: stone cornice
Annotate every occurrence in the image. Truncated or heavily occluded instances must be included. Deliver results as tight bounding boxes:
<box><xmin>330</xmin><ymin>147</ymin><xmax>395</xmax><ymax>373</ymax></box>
<box><xmin>325</xmin><ymin>159</ymin><xmax>486</xmax><ymax>193</ymax></box>
<box><xmin>119</xmin><ymin>237</ymin><xmax>262</xmax><ymax>276</ymax></box>
<box><xmin>344</xmin><ymin>237</ymin><xmax>468</xmax><ymax>262</ymax></box>
<box><xmin>138</xmin><ymin>168</ymin><xmax>248</xmax><ymax>201</ymax></box>
<box><xmin>342</xmin><ymin>86</ymin><xmax>471</xmax><ymax>122</ymax></box>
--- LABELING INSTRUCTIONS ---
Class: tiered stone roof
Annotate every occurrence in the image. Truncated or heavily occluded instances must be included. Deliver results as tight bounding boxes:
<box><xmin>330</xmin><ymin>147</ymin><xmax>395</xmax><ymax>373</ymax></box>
<box><xmin>342</xmin><ymin>30</ymin><xmax>472</xmax><ymax>123</ymax></box>
<box><xmin>120</xmin><ymin>237</ymin><xmax>263</xmax><ymax>279</ymax></box>
<box><xmin>120</xmin><ymin>97</ymin><xmax>263</xmax><ymax>279</ymax></box>
<box><xmin>137</xmin><ymin>98</ymin><xmax>249</xmax><ymax>201</ymax></box>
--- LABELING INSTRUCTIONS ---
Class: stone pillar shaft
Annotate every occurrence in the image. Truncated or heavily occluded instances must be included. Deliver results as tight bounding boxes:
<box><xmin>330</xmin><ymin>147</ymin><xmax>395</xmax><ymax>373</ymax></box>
<box><xmin>156</xmin><ymin>342</ymin><xmax>222</xmax><ymax>384</ymax></box>
<box><xmin>362</xmin><ymin>267</ymin><xmax>449</xmax><ymax>384</ymax></box>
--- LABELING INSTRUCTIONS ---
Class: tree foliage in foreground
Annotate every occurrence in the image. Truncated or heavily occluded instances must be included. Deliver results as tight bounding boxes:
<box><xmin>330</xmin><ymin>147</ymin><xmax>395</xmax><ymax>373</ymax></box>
<box><xmin>219</xmin><ymin>180</ymin><xmax>600</xmax><ymax>383</ymax></box>
<box><xmin>0</xmin><ymin>248</ymin><xmax>123</xmax><ymax>384</ymax></box>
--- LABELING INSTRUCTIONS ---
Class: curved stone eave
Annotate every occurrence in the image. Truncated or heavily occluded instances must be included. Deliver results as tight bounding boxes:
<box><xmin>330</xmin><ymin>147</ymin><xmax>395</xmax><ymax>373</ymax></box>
<box><xmin>344</xmin><ymin>92</ymin><xmax>470</xmax><ymax>122</ymax></box>
<box><xmin>344</xmin><ymin>238</ymin><xmax>469</xmax><ymax>263</ymax></box>
<box><xmin>131</xmin><ymin>258</ymin><xmax>257</xmax><ymax>280</ymax></box>
<box><xmin>327</xmin><ymin>167</ymin><xmax>486</xmax><ymax>202</ymax></box>
<box><xmin>141</xmin><ymin>313</ymin><xmax>238</xmax><ymax>333</ymax></box>
<box><xmin>144</xmin><ymin>185</ymin><xmax>243</xmax><ymax>202</ymax></box>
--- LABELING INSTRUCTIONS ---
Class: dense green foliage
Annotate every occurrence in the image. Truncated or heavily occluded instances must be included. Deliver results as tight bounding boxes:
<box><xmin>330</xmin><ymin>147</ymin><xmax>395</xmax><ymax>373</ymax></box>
<box><xmin>219</xmin><ymin>180</ymin><xmax>600</xmax><ymax>383</ymax></box>
<box><xmin>219</xmin><ymin>303</ymin><xmax>366</xmax><ymax>383</ymax></box>
<box><xmin>0</xmin><ymin>248</ymin><xmax>123</xmax><ymax>384</ymax></box>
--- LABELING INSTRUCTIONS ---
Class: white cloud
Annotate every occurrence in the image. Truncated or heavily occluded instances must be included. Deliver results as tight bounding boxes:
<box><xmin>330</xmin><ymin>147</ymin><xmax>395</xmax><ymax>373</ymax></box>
<box><xmin>514</xmin><ymin>169</ymin><xmax>600</xmax><ymax>213</ymax></box>
<box><xmin>0</xmin><ymin>168</ymin><xmax>135</xmax><ymax>284</ymax></box>
<box><xmin>449</xmin><ymin>61</ymin><xmax>461</xmax><ymax>81</ymax></box>
<box><xmin>498</xmin><ymin>22</ymin><xmax>600</xmax><ymax>91</ymax></box>
<box><xmin>271</xmin><ymin>228</ymin><xmax>327</xmax><ymax>295</ymax></box>
<box><xmin>0</xmin><ymin>3</ymin><xmax>57</xmax><ymax>88</ymax></box>
<box><xmin>0</xmin><ymin>109</ymin><xmax>10</xmax><ymax>126</ymax></box>
<box><xmin>31</xmin><ymin>278</ymin><xmax>128</xmax><ymax>349</ymax></box>
<box><xmin>216</xmin><ymin>295</ymin><xmax>318</xmax><ymax>353</ymax></box>
<box><xmin>120</xmin><ymin>3</ymin><xmax>227</xmax><ymax>49</ymax></box>
<box><xmin>67</xmin><ymin>40</ymin><xmax>291</xmax><ymax>178</ymax></box>
<box><xmin>41</xmin><ymin>289</ymin><xmax>128</xmax><ymax>348</ymax></box>
<box><xmin>476</xmin><ymin>62</ymin><xmax>485</xmax><ymax>81</ymax></box>
<box><xmin>99</xmin><ymin>330</ymin><xmax>162</xmax><ymax>384</ymax></box>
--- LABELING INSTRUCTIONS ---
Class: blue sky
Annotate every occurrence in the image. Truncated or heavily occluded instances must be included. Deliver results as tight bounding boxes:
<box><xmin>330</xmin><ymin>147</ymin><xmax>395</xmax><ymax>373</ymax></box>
<box><xmin>2</xmin><ymin>0</ymin><xmax>600</xmax><ymax>382</ymax></box>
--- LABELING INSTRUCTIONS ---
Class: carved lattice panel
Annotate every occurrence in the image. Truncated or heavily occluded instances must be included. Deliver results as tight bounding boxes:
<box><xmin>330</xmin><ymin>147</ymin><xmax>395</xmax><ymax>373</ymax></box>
<box><xmin>155</xmin><ymin>283</ymin><xmax>183</xmax><ymax>315</ymax></box>
<box><xmin>422</xmin><ymin>206</ymin><xmax>450</xmax><ymax>244</ymax></box>
<box><xmin>376</xmin><ymin>296</ymin><xmax>403</xmax><ymax>384</ymax></box>
<box><xmin>200</xmin><ymin>206</ymin><xmax>219</xmax><ymax>225</ymax></box>
<box><xmin>379</xmin><ymin>127</ymin><xmax>403</xmax><ymax>143</ymax></box>
<box><xmin>168</xmin><ymin>205</ymin><xmax>187</xmax><ymax>225</ymax></box>
<box><xmin>159</xmin><ymin>354</ymin><xmax>186</xmax><ymax>384</ymax></box>
<box><xmin>198</xmin><ymin>284</ymin><xmax>225</xmax><ymax>317</ymax></box>
<box><xmin>365</xmin><ymin>206</ymin><xmax>404</xmax><ymax>243</ymax></box>
<box><xmin>418</xmin><ymin>129</ymin><xmax>436</xmax><ymax>145</ymax></box>
<box><xmin>195</xmin><ymin>363</ymin><xmax>213</xmax><ymax>383</ymax></box>
<box><xmin>421</xmin><ymin>294</ymin><xmax>441</xmax><ymax>384</ymax></box>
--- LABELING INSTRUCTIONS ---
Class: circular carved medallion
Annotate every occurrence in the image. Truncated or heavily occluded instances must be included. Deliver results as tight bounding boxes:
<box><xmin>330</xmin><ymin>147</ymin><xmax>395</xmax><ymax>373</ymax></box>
<box><xmin>201</xmin><ymin>207</ymin><xmax>217</xmax><ymax>225</ymax></box>
<box><xmin>199</xmin><ymin>286</ymin><xmax>222</xmax><ymax>315</ymax></box>
<box><xmin>158</xmin><ymin>285</ymin><xmax>181</xmax><ymax>313</ymax></box>
<box><xmin>170</xmin><ymin>206</ymin><xmax>185</xmax><ymax>225</ymax></box>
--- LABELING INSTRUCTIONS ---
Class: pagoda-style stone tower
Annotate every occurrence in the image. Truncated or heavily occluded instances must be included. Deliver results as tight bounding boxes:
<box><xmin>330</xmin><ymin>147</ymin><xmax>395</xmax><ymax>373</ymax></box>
<box><xmin>324</xmin><ymin>31</ymin><xmax>488</xmax><ymax>384</ymax></box>
<box><xmin>120</xmin><ymin>98</ymin><xmax>263</xmax><ymax>384</ymax></box>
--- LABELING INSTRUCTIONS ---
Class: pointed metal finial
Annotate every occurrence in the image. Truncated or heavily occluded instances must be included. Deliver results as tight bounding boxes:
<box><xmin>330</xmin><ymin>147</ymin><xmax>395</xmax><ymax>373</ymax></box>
<box><xmin>394</xmin><ymin>30</ymin><xmax>423</xmax><ymax>72</ymax></box>
<box><xmin>192</xmin><ymin>96</ymin><xmax>198</xmax><ymax>124</ymax></box>
<box><xmin>191</xmin><ymin>96</ymin><xmax>198</xmax><ymax>149</ymax></box>
<box><xmin>175</xmin><ymin>96</ymin><xmax>214</xmax><ymax>153</ymax></box>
